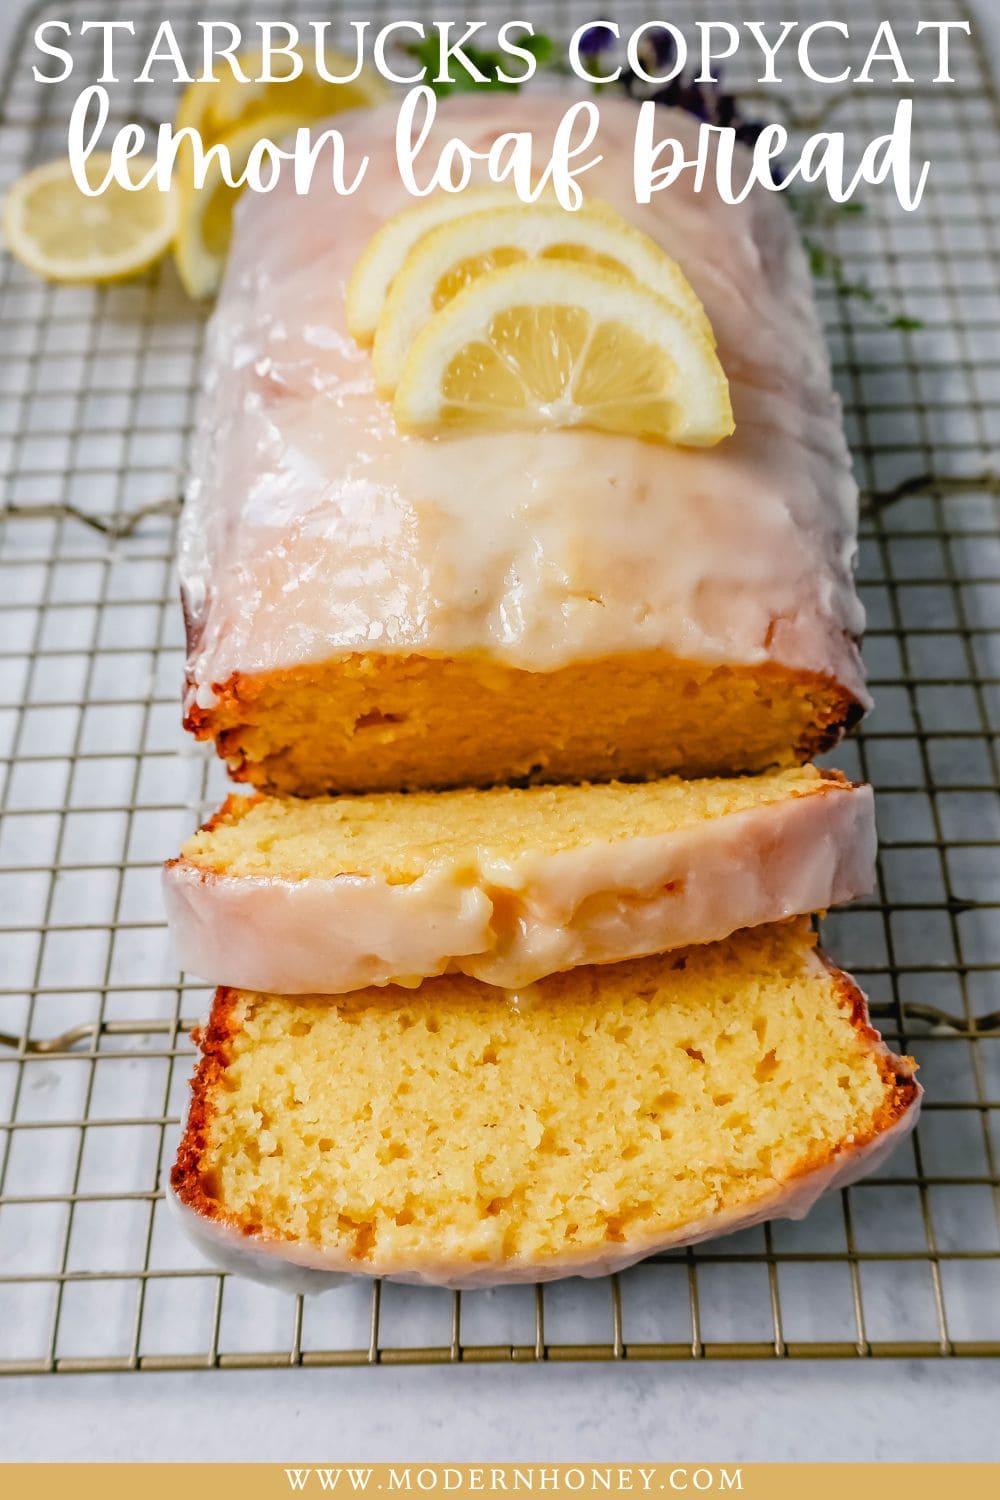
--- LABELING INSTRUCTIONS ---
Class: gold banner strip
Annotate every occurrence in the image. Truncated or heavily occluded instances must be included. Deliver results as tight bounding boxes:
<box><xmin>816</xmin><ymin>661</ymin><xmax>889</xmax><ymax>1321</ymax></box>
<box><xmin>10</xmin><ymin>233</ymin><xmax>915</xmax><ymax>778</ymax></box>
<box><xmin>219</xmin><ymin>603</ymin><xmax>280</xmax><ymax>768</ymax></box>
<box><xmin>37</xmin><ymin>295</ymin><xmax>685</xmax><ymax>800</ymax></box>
<box><xmin>2</xmin><ymin>1464</ymin><xmax>998</xmax><ymax>1500</ymax></box>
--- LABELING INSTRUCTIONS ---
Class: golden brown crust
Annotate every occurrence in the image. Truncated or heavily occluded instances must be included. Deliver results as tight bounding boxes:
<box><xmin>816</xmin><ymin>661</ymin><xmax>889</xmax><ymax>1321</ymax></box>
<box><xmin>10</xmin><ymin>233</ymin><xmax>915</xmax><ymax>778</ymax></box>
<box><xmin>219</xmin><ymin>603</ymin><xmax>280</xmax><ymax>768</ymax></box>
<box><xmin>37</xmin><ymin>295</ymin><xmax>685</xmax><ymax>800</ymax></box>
<box><xmin>809</xmin><ymin>769</ymin><xmax>853</xmax><ymax>793</ymax></box>
<box><xmin>823</xmin><ymin>958</ymin><xmax>920</xmax><ymax>1141</ymax></box>
<box><xmin>170</xmin><ymin>987</ymin><xmax>241</xmax><ymax>1229</ymax></box>
<box><xmin>199</xmin><ymin>792</ymin><xmax>265</xmax><ymax>835</ymax></box>
<box><xmin>804</xmin><ymin>693</ymin><xmax>866</xmax><ymax>760</ymax></box>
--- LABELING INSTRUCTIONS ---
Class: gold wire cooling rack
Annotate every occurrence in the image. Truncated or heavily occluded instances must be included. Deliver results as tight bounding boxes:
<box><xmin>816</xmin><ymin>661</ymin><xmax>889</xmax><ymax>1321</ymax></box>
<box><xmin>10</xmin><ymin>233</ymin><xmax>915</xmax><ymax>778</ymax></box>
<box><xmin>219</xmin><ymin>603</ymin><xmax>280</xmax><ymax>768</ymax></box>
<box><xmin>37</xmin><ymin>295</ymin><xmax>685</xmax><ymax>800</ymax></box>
<box><xmin>1</xmin><ymin>0</ymin><xmax>1000</xmax><ymax>1372</ymax></box>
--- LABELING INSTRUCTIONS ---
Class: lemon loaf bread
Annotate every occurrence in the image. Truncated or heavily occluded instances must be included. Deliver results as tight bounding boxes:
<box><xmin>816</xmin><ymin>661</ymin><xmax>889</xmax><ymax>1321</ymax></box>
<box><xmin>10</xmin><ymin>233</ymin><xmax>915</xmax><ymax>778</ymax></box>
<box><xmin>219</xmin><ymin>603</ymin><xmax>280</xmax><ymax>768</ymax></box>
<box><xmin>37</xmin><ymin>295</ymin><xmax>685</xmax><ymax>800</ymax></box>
<box><xmin>165</xmin><ymin>767</ymin><xmax>874</xmax><ymax>993</ymax></box>
<box><xmin>181</xmin><ymin>94</ymin><xmax>867</xmax><ymax>795</ymax></box>
<box><xmin>170</xmin><ymin>921</ymin><xmax>918</xmax><ymax>1290</ymax></box>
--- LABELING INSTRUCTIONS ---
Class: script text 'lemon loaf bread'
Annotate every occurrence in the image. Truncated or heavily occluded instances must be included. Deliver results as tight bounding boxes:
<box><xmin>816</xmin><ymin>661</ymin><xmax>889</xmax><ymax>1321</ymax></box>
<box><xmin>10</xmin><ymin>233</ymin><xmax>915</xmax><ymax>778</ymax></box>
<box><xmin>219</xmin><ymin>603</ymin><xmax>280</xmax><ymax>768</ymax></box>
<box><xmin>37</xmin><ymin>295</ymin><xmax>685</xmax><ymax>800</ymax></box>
<box><xmin>165</xmin><ymin>767</ymin><xmax>874</xmax><ymax>992</ymax></box>
<box><xmin>180</xmin><ymin>94</ymin><xmax>867</xmax><ymax>794</ymax></box>
<box><xmin>170</xmin><ymin>921</ymin><xmax>919</xmax><ymax>1291</ymax></box>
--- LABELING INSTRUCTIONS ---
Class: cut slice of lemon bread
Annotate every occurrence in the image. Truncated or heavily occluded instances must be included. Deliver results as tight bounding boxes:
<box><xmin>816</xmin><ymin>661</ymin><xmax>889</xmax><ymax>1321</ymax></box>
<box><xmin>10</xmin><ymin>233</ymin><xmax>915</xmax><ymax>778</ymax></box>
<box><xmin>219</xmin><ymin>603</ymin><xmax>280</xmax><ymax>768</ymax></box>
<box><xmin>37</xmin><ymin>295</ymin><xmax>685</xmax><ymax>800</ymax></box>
<box><xmin>164</xmin><ymin>766</ymin><xmax>875</xmax><ymax>993</ymax></box>
<box><xmin>170</xmin><ymin>920</ymin><xmax>919</xmax><ymax>1290</ymax></box>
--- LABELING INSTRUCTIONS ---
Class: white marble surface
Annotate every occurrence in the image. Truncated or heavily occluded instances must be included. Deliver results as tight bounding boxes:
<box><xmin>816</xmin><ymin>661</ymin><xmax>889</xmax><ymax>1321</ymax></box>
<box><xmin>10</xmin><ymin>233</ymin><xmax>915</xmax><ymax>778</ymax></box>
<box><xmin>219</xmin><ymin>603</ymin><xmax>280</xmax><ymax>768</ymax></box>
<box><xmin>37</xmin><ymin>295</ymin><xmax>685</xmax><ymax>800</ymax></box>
<box><xmin>4</xmin><ymin>1358</ymin><xmax>1000</xmax><ymax>1462</ymax></box>
<box><xmin>2</xmin><ymin>0</ymin><xmax>1000</xmax><ymax>1463</ymax></box>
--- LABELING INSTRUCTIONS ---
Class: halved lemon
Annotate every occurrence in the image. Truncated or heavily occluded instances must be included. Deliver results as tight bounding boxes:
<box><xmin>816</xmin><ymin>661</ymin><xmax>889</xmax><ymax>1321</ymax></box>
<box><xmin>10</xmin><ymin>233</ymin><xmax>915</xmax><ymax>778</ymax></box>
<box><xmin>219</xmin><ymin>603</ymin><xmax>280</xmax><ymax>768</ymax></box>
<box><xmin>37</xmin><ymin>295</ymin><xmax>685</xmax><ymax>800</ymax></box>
<box><xmin>175</xmin><ymin>45</ymin><xmax>389</xmax><ymax>148</ymax></box>
<box><xmin>371</xmin><ymin>199</ymin><xmax>713</xmax><ymax>395</ymax></box>
<box><xmin>173</xmin><ymin>112</ymin><xmax>313</xmax><ymax>299</ymax></box>
<box><xmin>345</xmin><ymin>187</ymin><xmax>519</xmax><ymax>345</ymax></box>
<box><xmin>2</xmin><ymin>154</ymin><xmax>176</xmax><ymax>284</ymax></box>
<box><xmin>392</xmin><ymin>260</ymin><xmax>734</xmax><ymax>448</ymax></box>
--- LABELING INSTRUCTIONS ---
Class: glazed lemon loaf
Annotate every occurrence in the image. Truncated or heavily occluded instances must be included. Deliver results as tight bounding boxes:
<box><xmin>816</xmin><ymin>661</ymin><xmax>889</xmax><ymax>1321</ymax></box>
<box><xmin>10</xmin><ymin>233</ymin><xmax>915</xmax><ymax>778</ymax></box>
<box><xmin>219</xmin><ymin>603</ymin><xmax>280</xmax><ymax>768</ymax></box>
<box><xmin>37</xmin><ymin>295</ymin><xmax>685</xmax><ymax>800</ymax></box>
<box><xmin>170</xmin><ymin>921</ymin><xmax>919</xmax><ymax>1290</ymax></box>
<box><xmin>181</xmin><ymin>95</ymin><xmax>866</xmax><ymax>795</ymax></box>
<box><xmin>165</xmin><ymin>767</ymin><xmax>874</xmax><ymax>992</ymax></box>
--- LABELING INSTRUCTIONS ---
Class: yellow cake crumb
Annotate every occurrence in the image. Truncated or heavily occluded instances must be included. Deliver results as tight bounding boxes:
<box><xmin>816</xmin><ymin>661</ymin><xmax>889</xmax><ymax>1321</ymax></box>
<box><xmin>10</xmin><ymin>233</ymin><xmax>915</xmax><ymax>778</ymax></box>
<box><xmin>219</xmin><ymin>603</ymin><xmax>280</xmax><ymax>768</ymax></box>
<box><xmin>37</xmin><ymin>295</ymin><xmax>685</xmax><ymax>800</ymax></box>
<box><xmin>182</xmin><ymin>766</ymin><xmax>832</xmax><ymax>883</ymax></box>
<box><xmin>186</xmin><ymin>652</ymin><xmax>860</xmax><ymax>796</ymax></box>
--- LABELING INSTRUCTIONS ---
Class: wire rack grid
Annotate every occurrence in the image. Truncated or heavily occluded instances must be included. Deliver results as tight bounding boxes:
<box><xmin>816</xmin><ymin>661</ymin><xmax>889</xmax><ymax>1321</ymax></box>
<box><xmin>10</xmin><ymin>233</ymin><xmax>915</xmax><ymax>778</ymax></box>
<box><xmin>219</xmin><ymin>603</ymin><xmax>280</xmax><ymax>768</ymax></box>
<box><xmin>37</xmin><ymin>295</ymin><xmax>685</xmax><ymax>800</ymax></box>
<box><xmin>0</xmin><ymin>0</ymin><xmax>999</xmax><ymax>1374</ymax></box>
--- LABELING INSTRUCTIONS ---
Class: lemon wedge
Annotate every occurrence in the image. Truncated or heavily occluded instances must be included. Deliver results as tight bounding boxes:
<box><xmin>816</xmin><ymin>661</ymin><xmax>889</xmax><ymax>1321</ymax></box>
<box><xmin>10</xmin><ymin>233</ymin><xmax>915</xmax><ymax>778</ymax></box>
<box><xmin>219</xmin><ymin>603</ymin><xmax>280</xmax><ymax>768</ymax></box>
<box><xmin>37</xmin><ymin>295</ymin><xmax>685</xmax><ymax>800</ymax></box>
<box><xmin>371</xmin><ymin>199</ymin><xmax>713</xmax><ymax>395</ymax></box>
<box><xmin>345</xmin><ymin>187</ymin><xmax>519</xmax><ymax>345</ymax></box>
<box><xmin>1</xmin><ymin>154</ymin><xmax>176</xmax><ymax>284</ymax></box>
<box><xmin>175</xmin><ymin>45</ymin><xmax>389</xmax><ymax>148</ymax></box>
<box><xmin>392</xmin><ymin>260</ymin><xmax>734</xmax><ymax>448</ymax></box>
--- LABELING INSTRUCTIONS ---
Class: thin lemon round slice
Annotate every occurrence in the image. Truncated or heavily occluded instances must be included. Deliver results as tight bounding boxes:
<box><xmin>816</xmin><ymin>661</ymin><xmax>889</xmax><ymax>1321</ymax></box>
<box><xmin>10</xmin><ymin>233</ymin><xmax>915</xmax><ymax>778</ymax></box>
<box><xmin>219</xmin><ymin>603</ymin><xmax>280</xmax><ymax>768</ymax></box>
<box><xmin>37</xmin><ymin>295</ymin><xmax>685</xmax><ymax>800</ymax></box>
<box><xmin>175</xmin><ymin>46</ymin><xmax>388</xmax><ymax>148</ymax></box>
<box><xmin>372</xmin><ymin>199</ymin><xmax>713</xmax><ymax>396</ymax></box>
<box><xmin>345</xmin><ymin>187</ymin><xmax>518</xmax><ymax>345</ymax></box>
<box><xmin>173</xmin><ymin>47</ymin><xmax>387</xmax><ymax>301</ymax></box>
<box><xmin>173</xmin><ymin>112</ymin><xmax>311</xmax><ymax>300</ymax></box>
<box><xmin>393</xmin><ymin>260</ymin><xmax>734</xmax><ymax>448</ymax></box>
<box><xmin>2</xmin><ymin>155</ymin><xmax>176</xmax><ymax>284</ymax></box>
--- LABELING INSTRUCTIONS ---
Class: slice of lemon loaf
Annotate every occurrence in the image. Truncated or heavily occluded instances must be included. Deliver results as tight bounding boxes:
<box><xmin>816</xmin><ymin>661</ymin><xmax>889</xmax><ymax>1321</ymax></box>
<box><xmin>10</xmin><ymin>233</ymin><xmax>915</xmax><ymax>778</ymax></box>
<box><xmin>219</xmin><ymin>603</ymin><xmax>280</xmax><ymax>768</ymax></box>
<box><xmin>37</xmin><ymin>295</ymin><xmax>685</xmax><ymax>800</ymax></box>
<box><xmin>164</xmin><ymin>766</ymin><xmax>874</xmax><ymax>993</ymax></box>
<box><xmin>170</xmin><ymin>921</ymin><xmax>919</xmax><ymax>1290</ymax></box>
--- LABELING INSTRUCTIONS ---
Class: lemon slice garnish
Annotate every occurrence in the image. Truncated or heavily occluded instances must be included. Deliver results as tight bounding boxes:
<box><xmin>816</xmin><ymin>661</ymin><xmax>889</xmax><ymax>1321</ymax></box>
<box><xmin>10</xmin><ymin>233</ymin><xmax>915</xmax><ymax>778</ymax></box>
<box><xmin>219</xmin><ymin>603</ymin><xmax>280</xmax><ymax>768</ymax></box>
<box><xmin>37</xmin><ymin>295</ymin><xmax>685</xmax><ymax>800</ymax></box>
<box><xmin>175</xmin><ymin>46</ymin><xmax>389</xmax><ymax>147</ymax></box>
<box><xmin>392</xmin><ymin>260</ymin><xmax>734</xmax><ymax>448</ymax></box>
<box><xmin>173</xmin><ymin>113</ymin><xmax>313</xmax><ymax>299</ymax></box>
<box><xmin>345</xmin><ymin>187</ymin><xmax>520</xmax><ymax>346</ymax></box>
<box><xmin>371</xmin><ymin>199</ymin><xmax>713</xmax><ymax>395</ymax></box>
<box><xmin>1</xmin><ymin>154</ymin><xmax>176</xmax><ymax>284</ymax></box>
<box><xmin>173</xmin><ymin>46</ymin><xmax>388</xmax><ymax>300</ymax></box>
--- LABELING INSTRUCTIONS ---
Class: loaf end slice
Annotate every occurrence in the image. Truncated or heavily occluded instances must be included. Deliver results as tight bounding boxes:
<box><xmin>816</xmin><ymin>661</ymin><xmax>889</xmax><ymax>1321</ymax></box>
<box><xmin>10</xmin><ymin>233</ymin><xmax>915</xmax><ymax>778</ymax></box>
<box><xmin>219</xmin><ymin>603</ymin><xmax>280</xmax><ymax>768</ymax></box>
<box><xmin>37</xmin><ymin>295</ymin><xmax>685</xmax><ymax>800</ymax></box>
<box><xmin>170</xmin><ymin>921</ymin><xmax>919</xmax><ymax>1290</ymax></box>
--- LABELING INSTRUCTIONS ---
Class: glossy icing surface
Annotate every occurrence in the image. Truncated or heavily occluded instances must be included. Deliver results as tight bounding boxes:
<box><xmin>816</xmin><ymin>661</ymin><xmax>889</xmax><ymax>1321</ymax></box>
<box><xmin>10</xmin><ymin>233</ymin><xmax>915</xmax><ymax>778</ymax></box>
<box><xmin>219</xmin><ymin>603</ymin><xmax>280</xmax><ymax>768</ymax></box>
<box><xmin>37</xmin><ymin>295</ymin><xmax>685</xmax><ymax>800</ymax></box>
<box><xmin>164</xmin><ymin>779</ymin><xmax>875</xmax><ymax>992</ymax></box>
<box><xmin>181</xmin><ymin>94</ymin><xmax>867</xmax><ymax>713</ymax></box>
